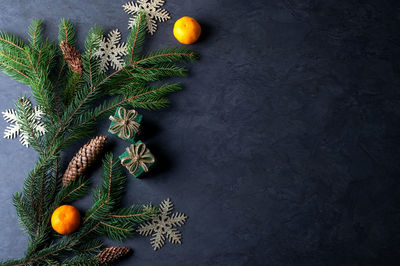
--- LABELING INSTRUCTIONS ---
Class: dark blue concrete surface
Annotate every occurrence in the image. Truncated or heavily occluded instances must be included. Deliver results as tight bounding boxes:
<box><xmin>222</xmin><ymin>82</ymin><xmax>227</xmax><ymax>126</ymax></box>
<box><xmin>0</xmin><ymin>0</ymin><xmax>400</xmax><ymax>265</ymax></box>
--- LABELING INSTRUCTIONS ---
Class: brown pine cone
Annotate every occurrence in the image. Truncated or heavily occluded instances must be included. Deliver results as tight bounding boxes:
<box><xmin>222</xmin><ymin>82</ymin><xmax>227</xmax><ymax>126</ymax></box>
<box><xmin>60</xmin><ymin>41</ymin><xmax>83</xmax><ymax>74</ymax></box>
<box><xmin>62</xmin><ymin>136</ymin><xmax>107</xmax><ymax>186</ymax></box>
<box><xmin>98</xmin><ymin>246</ymin><xmax>132</xmax><ymax>264</ymax></box>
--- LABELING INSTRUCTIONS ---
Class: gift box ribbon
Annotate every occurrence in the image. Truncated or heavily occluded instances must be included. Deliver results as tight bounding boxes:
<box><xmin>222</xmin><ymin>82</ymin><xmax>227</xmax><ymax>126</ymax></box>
<box><xmin>109</xmin><ymin>107</ymin><xmax>140</xmax><ymax>139</ymax></box>
<box><xmin>121</xmin><ymin>142</ymin><xmax>155</xmax><ymax>174</ymax></box>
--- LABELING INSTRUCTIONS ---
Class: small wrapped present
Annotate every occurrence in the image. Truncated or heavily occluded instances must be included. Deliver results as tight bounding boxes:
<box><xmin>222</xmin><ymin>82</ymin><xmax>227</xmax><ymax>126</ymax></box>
<box><xmin>108</xmin><ymin>107</ymin><xmax>142</xmax><ymax>142</ymax></box>
<box><xmin>119</xmin><ymin>141</ymin><xmax>155</xmax><ymax>178</ymax></box>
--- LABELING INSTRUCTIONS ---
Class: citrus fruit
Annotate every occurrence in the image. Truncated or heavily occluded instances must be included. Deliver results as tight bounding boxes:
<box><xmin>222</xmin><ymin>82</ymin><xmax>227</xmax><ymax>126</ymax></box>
<box><xmin>51</xmin><ymin>205</ymin><xmax>81</xmax><ymax>235</ymax></box>
<box><xmin>173</xmin><ymin>16</ymin><xmax>201</xmax><ymax>44</ymax></box>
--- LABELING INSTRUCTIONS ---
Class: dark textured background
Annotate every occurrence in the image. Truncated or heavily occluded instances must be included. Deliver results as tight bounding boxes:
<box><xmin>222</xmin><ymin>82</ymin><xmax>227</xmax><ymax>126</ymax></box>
<box><xmin>0</xmin><ymin>0</ymin><xmax>400</xmax><ymax>265</ymax></box>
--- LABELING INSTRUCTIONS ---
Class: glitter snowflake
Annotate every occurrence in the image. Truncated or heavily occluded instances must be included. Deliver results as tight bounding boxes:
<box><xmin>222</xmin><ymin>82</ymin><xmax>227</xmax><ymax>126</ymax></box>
<box><xmin>94</xmin><ymin>29</ymin><xmax>127</xmax><ymax>73</ymax></box>
<box><xmin>123</xmin><ymin>0</ymin><xmax>171</xmax><ymax>35</ymax></box>
<box><xmin>2</xmin><ymin>98</ymin><xmax>46</xmax><ymax>147</ymax></box>
<box><xmin>137</xmin><ymin>198</ymin><xmax>187</xmax><ymax>250</ymax></box>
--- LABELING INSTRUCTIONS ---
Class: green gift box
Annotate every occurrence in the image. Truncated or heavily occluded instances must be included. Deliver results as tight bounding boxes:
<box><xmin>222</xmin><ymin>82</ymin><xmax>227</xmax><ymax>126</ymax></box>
<box><xmin>108</xmin><ymin>107</ymin><xmax>142</xmax><ymax>142</ymax></box>
<box><xmin>119</xmin><ymin>140</ymin><xmax>155</xmax><ymax>178</ymax></box>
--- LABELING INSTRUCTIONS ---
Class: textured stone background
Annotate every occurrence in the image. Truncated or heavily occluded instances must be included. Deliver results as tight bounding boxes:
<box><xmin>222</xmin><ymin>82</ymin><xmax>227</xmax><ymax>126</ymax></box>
<box><xmin>0</xmin><ymin>0</ymin><xmax>400</xmax><ymax>265</ymax></box>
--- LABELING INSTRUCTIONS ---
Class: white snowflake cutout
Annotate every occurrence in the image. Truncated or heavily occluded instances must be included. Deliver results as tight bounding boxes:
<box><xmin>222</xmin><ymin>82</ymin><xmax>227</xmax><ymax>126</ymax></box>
<box><xmin>123</xmin><ymin>0</ymin><xmax>171</xmax><ymax>35</ymax></box>
<box><xmin>3</xmin><ymin>109</ymin><xmax>20</xmax><ymax>140</ymax></box>
<box><xmin>94</xmin><ymin>29</ymin><xmax>127</xmax><ymax>73</ymax></box>
<box><xmin>137</xmin><ymin>198</ymin><xmax>187</xmax><ymax>250</ymax></box>
<box><xmin>2</xmin><ymin>98</ymin><xmax>46</xmax><ymax>148</ymax></box>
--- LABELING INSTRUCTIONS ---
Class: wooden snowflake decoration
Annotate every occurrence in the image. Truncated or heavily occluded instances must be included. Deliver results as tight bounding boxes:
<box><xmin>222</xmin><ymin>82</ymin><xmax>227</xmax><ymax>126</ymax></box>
<box><xmin>137</xmin><ymin>198</ymin><xmax>187</xmax><ymax>250</ymax></box>
<box><xmin>2</xmin><ymin>98</ymin><xmax>46</xmax><ymax>147</ymax></box>
<box><xmin>94</xmin><ymin>29</ymin><xmax>127</xmax><ymax>73</ymax></box>
<box><xmin>123</xmin><ymin>0</ymin><xmax>171</xmax><ymax>35</ymax></box>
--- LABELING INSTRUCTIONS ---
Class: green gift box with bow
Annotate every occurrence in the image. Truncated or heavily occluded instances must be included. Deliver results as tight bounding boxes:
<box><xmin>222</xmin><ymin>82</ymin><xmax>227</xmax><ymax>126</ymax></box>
<box><xmin>108</xmin><ymin>107</ymin><xmax>142</xmax><ymax>142</ymax></box>
<box><xmin>119</xmin><ymin>140</ymin><xmax>155</xmax><ymax>178</ymax></box>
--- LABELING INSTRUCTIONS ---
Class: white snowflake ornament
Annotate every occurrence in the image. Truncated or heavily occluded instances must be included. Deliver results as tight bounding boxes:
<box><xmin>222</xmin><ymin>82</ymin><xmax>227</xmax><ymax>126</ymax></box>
<box><xmin>137</xmin><ymin>198</ymin><xmax>187</xmax><ymax>250</ymax></box>
<box><xmin>123</xmin><ymin>0</ymin><xmax>171</xmax><ymax>35</ymax></box>
<box><xmin>2</xmin><ymin>98</ymin><xmax>46</xmax><ymax>148</ymax></box>
<box><xmin>94</xmin><ymin>29</ymin><xmax>127</xmax><ymax>73</ymax></box>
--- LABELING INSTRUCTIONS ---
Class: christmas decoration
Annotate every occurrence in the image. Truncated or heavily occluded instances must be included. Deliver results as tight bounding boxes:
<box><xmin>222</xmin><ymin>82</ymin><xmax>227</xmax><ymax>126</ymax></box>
<box><xmin>51</xmin><ymin>205</ymin><xmax>81</xmax><ymax>235</ymax></box>
<box><xmin>98</xmin><ymin>246</ymin><xmax>132</xmax><ymax>264</ymax></box>
<box><xmin>62</xmin><ymin>135</ymin><xmax>107</xmax><ymax>186</ymax></box>
<box><xmin>109</xmin><ymin>106</ymin><xmax>142</xmax><ymax>141</ymax></box>
<box><xmin>94</xmin><ymin>29</ymin><xmax>127</xmax><ymax>73</ymax></box>
<box><xmin>173</xmin><ymin>16</ymin><xmax>202</xmax><ymax>45</ymax></box>
<box><xmin>138</xmin><ymin>198</ymin><xmax>187</xmax><ymax>250</ymax></box>
<box><xmin>2</xmin><ymin>97</ymin><xmax>46</xmax><ymax>147</ymax></box>
<box><xmin>0</xmin><ymin>11</ymin><xmax>197</xmax><ymax>264</ymax></box>
<box><xmin>123</xmin><ymin>0</ymin><xmax>171</xmax><ymax>35</ymax></box>
<box><xmin>60</xmin><ymin>41</ymin><xmax>83</xmax><ymax>74</ymax></box>
<box><xmin>120</xmin><ymin>141</ymin><xmax>155</xmax><ymax>178</ymax></box>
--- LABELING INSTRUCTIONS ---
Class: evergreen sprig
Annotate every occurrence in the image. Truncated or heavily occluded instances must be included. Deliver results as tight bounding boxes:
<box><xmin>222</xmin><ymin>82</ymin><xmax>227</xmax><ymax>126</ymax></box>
<box><xmin>0</xmin><ymin>9</ymin><xmax>197</xmax><ymax>265</ymax></box>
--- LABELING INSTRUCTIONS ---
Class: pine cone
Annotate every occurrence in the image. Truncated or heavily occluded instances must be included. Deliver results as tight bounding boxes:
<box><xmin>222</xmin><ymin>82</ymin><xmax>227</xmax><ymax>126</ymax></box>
<box><xmin>98</xmin><ymin>246</ymin><xmax>132</xmax><ymax>264</ymax></box>
<box><xmin>62</xmin><ymin>136</ymin><xmax>107</xmax><ymax>186</ymax></box>
<box><xmin>60</xmin><ymin>41</ymin><xmax>83</xmax><ymax>74</ymax></box>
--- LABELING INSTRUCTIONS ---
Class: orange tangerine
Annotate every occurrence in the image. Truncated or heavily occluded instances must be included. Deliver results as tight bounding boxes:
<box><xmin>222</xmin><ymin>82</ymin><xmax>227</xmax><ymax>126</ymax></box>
<box><xmin>51</xmin><ymin>205</ymin><xmax>81</xmax><ymax>235</ymax></box>
<box><xmin>173</xmin><ymin>16</ymin><xmax>201</xmax><ymax>44</ymax></box>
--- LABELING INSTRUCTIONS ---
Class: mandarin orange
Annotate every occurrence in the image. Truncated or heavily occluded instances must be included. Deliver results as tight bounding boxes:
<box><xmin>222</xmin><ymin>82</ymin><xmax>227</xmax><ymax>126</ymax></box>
<box><xmin>51</xmin><ymin>205</ymin><xmax>81</xmax><ymax>235</ymax></box>
<box><xmin>173</xmin><ymin>16</ymin><xmax>201</xmax><ymax>44</ymax></box>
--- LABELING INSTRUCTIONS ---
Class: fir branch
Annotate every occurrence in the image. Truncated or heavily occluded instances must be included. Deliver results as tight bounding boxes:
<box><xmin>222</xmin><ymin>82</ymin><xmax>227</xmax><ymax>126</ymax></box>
<box><xmin>55</xmin><ymin>178</ymin><xmax>91</xmax><ymax>205</ymax></box>
<box><xmin>58</xmin><ymin>19</ymin><xmax>76</xmax><ymax>46</ymax></box>
<box><xmin>135</xmin><ymin>47</ymin><xmax>199</xmax><ymax>65</ymax></box>
<box><xmin>0</xmin><ymin>51</ymin><xmax>30</xmax><ymax>68</ymax></box>
<box><xmin>83</xmin><ymin>195</ymin><xmax>114</xmax><ymax>225</ymax></box>
<box><xmin>99</xmin><ymin>205</ymin><xmax>158</xmax><ymax>241</ymax></box>
<box><xmin>0</xmin><ymin>11</ymin><xmax>198</xmax><ymax>264</ymax></box>
<box><xmin>84</xmin><ymin>153</ymin><xmax>125</xmax><ymax>225</ymax></box>
<box><xmin>25</xmin><ymin>21</ymin><xmax>56</xmax><ymax>107</ymax></box>
<box><xmin>0</xmin><ymin>61</ymin><xmax>30</xmax><ymax>81</ymax></box>
<box><xmin>82</xmin><ymin>25</ymin><xmax>104</xmax><ymax>88</ymax></box>
<box><xmin>128</xmin><ymin>83</ymin><xmax>183</xmax><ymax>110</ymax></box>
<box><xmin>126</xmin><ymin>9</ymin><xmax>146</xmax><ymax>64</ymax></box>
<box><xmin>0</xmin><ymin>31</ymin><xmax>31</xmax><ymax>83</ymax></box>
<box><xmin>26</xmin><ymin>51</ymin><xmax>57</xmax><ymax>122</ymax></box>
<box><xmin>64</xmin><ymin>95</ymin><xmax>141</xmax><ymax>142</ymax></box>
<box><xmin>20</xmin><ymin>222</ymin><xmax>101</xmax><ymax>265</ymax></box>
<box><xmin>136</xmin><ymin>64</ymin><xmax>187</xmax><ymax>79</ymax></box>
<box><xmin>73</xmin><ymin>239</ymin><xmax>104</xmax><ymax>256</ymax></box>
<box><xmin>99</xmin><ymin>220</ymin><xmax>132</xmax><ymax>241</ymax></box>
<box><xmin>28</xmin><ymin>19</ymin><xmax>43</xmax><ymax>52</ymax></box>
<box><xmin>12</xmin><ymin>193</ymin><xmax>36</xmax><ymax>236</ymax></box>
<box><xmin>0</xmin><ymin>31</ymin><xmax>26</xmax><ymax>53</ymax></box>
<box><xmin>108</xmin><ymin>205</ymin><xmax>158</xmax><ymax>222</ymax></box>
<box><xmin>97</xmin><ymin>153</ymin><xmax>126</xmax><ymax>206</ymax></box>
